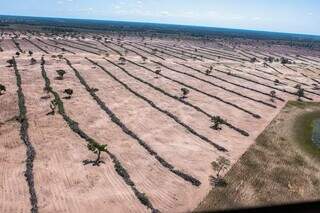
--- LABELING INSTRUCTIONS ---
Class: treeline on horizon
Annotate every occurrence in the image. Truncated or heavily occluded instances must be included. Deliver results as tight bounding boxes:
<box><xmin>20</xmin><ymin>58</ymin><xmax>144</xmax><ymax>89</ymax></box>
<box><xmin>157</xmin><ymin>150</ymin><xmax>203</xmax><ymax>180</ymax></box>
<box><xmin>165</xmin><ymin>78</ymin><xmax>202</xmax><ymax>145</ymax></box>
<box><xmin>1</xmin><ymin>15</ymin><xmax>320</xmax><ymax>50</ymax></box>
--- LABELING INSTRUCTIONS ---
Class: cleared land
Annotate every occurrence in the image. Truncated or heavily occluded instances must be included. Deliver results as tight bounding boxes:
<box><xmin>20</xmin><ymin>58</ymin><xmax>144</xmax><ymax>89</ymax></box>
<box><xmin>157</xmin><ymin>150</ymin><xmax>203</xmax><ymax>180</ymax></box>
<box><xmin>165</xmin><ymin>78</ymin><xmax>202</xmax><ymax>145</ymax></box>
<box><xmin>0</xmin><ymin>30</ymin><xmax>320</xmax><ymax>213</ymax></box>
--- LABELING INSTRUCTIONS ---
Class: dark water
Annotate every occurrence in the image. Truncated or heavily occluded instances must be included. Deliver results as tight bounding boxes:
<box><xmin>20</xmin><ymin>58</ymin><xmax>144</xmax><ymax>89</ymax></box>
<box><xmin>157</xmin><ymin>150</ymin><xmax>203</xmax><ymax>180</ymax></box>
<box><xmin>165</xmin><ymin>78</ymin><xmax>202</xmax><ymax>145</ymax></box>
<box><xmin>312</xmin><ymin>119</ymin><xmax>320</xmax><ymax>148</ymax></box>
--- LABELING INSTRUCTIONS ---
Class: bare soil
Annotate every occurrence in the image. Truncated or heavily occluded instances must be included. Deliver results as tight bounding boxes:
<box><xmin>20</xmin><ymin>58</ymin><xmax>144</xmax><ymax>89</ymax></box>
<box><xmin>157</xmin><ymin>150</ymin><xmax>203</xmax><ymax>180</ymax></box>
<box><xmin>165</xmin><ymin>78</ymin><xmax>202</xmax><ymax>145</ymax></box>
<box><xmin>1</xmin><ymin>30</ymin><xmax>320</xmax><ymax>212</ymax></box>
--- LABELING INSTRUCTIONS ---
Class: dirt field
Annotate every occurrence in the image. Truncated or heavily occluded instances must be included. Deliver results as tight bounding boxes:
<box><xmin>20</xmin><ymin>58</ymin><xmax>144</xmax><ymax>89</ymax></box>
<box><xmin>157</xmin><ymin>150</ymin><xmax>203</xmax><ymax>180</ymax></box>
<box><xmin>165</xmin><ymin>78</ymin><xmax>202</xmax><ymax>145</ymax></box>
<box><xmin>1</xmin><ymin>30</ymin><xmax>320</xmax><ymax>213</ymax></box>
<box><xmin>196</xmin><ymin>101</ymin><xmax>320</xmax><ymax>211</ymax></box>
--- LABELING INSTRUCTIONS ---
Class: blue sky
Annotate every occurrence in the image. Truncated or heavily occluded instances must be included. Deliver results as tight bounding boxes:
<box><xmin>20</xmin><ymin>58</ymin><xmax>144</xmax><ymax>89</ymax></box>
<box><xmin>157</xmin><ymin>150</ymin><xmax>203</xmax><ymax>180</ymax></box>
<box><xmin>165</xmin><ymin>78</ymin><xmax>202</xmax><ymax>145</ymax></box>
<box><xmin>1</xmin><ymin>0</ymin><xmax>319</xmax><ymax>35</ymax></box>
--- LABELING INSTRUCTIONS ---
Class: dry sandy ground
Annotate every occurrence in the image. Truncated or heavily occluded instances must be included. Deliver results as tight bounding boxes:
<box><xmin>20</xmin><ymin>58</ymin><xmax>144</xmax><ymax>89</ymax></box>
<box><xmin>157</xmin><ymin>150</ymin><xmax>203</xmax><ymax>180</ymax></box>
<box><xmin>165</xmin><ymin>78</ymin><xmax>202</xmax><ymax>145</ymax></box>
<box><xmin>1</xmin><ymin>32</ymin><xmax>320</xmax><ymax>213</ymax></box>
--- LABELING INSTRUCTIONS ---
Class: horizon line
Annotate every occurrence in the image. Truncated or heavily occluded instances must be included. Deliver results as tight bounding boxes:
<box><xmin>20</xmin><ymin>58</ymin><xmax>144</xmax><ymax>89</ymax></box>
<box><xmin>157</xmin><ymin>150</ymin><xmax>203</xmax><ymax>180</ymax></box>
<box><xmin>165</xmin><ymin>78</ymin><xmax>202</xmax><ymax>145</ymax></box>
<box><xmin>1</xmin><ymin>14</ymin><xmax>320</xmax><ymax>38</ymax></box>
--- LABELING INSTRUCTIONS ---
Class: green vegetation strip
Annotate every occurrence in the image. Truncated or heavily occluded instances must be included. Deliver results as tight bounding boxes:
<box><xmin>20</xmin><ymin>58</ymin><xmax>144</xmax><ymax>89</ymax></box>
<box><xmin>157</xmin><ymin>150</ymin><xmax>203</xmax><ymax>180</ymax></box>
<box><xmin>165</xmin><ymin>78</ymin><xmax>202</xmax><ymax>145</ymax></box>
<box><xmin>214</xmin><ymin>67</ymin><xmax>313</xmax><ymax>101</ymax></box>
<box><xmin>64</xmin><ymin>57</ymin><xmax>203</xmax><ymax>186</ymax></box>
<box><xmin>125</xmin><ymin>59</ymin><xmax>250</xmax><ymax>136</ymax></box>
<box><xmin>36</xmin><ymin>38</ymin><xmax>75</xmax><ymax>54</ymax></box>
<box><xmin>123</xmin><ymin>42</ymin><xmax>166</xmax><ymax>60</ymax></box>
<box><xmin>91</xmin><ymin>57</ymin><xmax>228</xmax><ymax>152</ymax></box>
<box><xmin>185</xmin><ymin>63</ymin><xmax>285</xmax><ymax>101</ymax></box>
<box><xmin>40</xmin><ymin>57</ymin><xmax>158</xmax><ymax>212</ymax></box>
<box><xmin>151</xmin><ymin>60</ymin><xmax>262</xmax><ymax>118</ymax></box>
<box><xmin>49</xmin><ymin>39</ymin><xmax>100</xmax><ymax>55</ymax></box>
<box><xmin>12</xmin><ymin>57</ymin><xmax>38</xmax><ymax>213</ymax></box>
<box><xmin>12</xmin><ymin>38</ymin><xmax>23</xmax><ymax>52</ymax></box>
<box><xmin>172</xmin><ymin>62</ymin><xmax>276</xmax><ymax>108</ymax></box>
<box><xmin>23</xmin><ymin>38</ymin><xmax>49</xmax><ymax>54</ymax></box>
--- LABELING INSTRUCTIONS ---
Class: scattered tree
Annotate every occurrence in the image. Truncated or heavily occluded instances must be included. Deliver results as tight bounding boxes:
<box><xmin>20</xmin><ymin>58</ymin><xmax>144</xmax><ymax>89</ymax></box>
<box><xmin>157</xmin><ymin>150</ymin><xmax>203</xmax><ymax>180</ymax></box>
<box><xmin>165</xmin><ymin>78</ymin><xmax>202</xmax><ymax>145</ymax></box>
<box><xmin>297</xmin><ymin>87</ymin><xmax>304</xmax><ymax>101</ymax></box>
<box><xmin>312</xmin><ymin>83</ymin><xmax>320</xmax><ymax>90</ymax></box>
<box><xmin>180</xmin><ymin>88</ymin><xmax>190</xmax><ymax>99</ymax></box>
<box><xmin>154</xmin><ymin>67</ymin><xmax>161</xmax><ymax>78</ymax></box>
<box><xmin>280</xmin><ymin>57</ymin><xmax>292</xmax><ymax>64</ymax></box>
<box><xmin>63</xmin><ymin>88</ymin><xmax>73</xmax><ymax>99</ymax></box>
<box><xmin>28</xmin><ymin>50</ymin><xmax>33</xmax><ymax>56</ymax></box>
<box><xmin>205</xmin><ymin>69</ymin><xmax>212</xmax><ymax>75</ymax></box>
<box><xmin>84</xmin><ymin>142</ymin><xmax>108</xmax><ymax>166</ymax></box>
<box><xmin>274</xmin><ymin>79</ymin><xmax>280</xmax><ymax>85</ymax></box>
<box><xmin>46</xmin><ymin>99</ymin><xmax>57</xmax><ymax>116</ymax></box>
<box><xmin>15</xmin><ymin>52</ymin><xmax>20</xmax><ymax>56</ymax></box>
<box><xmin>119</xmin><ymin>56</ymin><xmax>126</xmax><ymax>65</ymax></box>
<box><xmin>6</xmin><ymin>59</ymin><xmax>14</xmax><ymax>67</ymax></box>
<box><xmin>0</xmin><ymin>84</ymin><xmax>6</xmax><ymax>95</ymax></box>
<box><xmin>294</xmin><ymin>84</ymin><xmax>301</xmax><ymax>89</ymax></box>
<box><xmin>270</xmin><ymin>90</ymin><xmax>276</xmax><ymax>102</ymax></box>
<box><xmin>141</xmin><ymin>56</ymin><xmax>147</xmax><ymax>64</ymax></box>
<box><xmin>211</xmin><ymin>116</ymin><xmax>225</xmax><ymax>130</ymax></box>
<box><xmin>90</xmin><ymin>88</ymin><xmax>99</xmax><ymax>93</ymax></box>
<box><xmin>56</xmin><ymin>69</ymin><xmax>66</xmax><ymax>80</ymax></box>
<box><xmin>250</xmin><ymin>57</ymin><xmax>257</xmax><ymax>63</ymax></box>
<box><xmin>210</xmin><ymin>156</ymin><xmax>230</xmax><ymax>187</ymax></box>
<box><xmin>30</xmin><ymin>58</ymin><xmax>37</xmax><ymax>65</ymax></box>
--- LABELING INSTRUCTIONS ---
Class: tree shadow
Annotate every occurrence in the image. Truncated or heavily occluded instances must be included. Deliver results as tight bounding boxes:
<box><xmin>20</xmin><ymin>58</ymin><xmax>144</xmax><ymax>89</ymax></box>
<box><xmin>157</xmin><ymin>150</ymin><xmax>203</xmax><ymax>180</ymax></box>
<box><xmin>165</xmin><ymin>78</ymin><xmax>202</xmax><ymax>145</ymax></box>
<box><xmin>210</xmin><ymin>175</ymin><xmax>227</xmax><ymax>188</ymax></box>
<box><xmin>82</xmin><ymin>159</ymin><xmax>105</xmax><ymax>167</ymax></box>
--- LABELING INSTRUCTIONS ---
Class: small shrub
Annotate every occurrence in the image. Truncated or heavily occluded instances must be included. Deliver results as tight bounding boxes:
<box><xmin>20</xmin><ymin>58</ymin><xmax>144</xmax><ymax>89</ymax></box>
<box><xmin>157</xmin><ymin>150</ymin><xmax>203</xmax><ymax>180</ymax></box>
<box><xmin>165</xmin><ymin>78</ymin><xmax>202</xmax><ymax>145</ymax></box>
<box><xmin>180</xmin><ymin>88</ymin><xmax>190</xmax><ymax>99</ymax></box>
<box><xmin>83</xmin><ymin>143</ymin><xmax>108</xmax><ymax>166</ymax></box>
<box><xmin>211</xmin><ymin>116</ymin><xmax>226</xmax><ymax>130</ymax></box>
<box><xmin>274</xmin><ymin>79</ymin><xmax>280</xmax><ymax>85</ymax></box>
<box><xmin>63</xmin><ymin>88</ymin><xmax>73</xmax><ymax>99</ymax></box>
<box><xmin>118</xmin><ymin>56</ymin><xmax>126</xmax><ymax>65</ymax></box>
<box><xmin>56</xmin><ymin>69</ymin><xmax>66</xmax><ymax>80</ymax></box>
<box><xmin>270</xmin><ymin>90</ymin><xmax>276</xmax><ymax>102</ymax></box>
<box><xmin>250</xmin><ymin>57</ymin><xmax>257</xmax><ymax>63</ymax></box>
<box><xmin>297</xmin><ymin>87</ymin><xmax>304</xmax><ymax>101</ymax></box>
<box><xmin>46</xmin><ymin>99</ymin><xmax>58</xmax><ymax>115</ymax></box>
<box><xmin>0</xmin><ymin>84</ymin><xmax>6</xmax><ymax>95</ymax></box>
<box><xmin>30</xmin><ymin>58</ymin><xmax>37</xmax><ymax>65</ymax></box>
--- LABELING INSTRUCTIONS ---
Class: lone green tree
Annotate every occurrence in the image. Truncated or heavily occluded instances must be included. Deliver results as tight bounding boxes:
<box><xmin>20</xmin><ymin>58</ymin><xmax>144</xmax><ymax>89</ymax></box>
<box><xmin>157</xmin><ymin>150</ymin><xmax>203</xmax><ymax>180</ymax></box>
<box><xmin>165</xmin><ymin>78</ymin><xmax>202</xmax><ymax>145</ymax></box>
<box><xmin>211</xmin><ymin>116</ymin><xmax>225</xmax><ymax>130</ymax></box>
<box><xmin>56</xmin><ymin>69</ymin><xmax>66</xmax><ymax>80</ymax></box>
<box><xmin>210</xmin><ymin>156</ymin><xmax>230</xmax><ymax>187</ymax></box>
<box><xmin>0</xmin><ymin>84</ymin><xmax>6</xmax><ymax>95</ymax></box>
<box><xmin>86</xmin><ymin>143</ymin><xmax>108</xmax><ymax>166</ymax></box>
